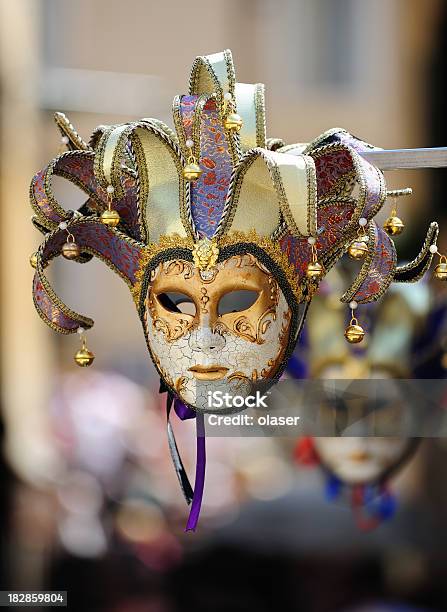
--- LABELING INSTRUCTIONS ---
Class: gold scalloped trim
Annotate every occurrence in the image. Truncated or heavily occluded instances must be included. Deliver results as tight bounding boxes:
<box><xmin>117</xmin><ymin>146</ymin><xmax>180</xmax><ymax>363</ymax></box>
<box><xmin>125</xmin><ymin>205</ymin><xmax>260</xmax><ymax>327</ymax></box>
<box><xmin>219</xmin><ymin>229</ymin><xmax>303</xmax><ymax>302</ymax></box>
<box><xmin>131</xmin><ymin>229</ymin><xmax>304</xmax><ymax>305</ymax></box>
<box><xmin>131</xmin><ymin>234</ymin><xmax>195</xmax><ymax>304</ymax></box>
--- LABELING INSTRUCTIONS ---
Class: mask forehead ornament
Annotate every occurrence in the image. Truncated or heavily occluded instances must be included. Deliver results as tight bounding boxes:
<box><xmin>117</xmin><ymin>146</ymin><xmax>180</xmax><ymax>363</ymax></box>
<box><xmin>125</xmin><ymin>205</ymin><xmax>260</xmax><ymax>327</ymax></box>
<box><xmin>30</xmin><ymin>51</ymin><xmax>445</xmax><ymax>530</ymax></box>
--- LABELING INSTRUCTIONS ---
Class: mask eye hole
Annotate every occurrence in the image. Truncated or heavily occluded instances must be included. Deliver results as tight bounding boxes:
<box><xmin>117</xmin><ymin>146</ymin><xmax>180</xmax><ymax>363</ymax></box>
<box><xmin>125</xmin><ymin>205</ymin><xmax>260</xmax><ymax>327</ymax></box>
<box><xmin>156</xmin><ymin>292</ymin><xmax>196</xmax><ymax>316</ymax></box>
<box><xmin>218</xmin><ymin>290</ymin><xmax>259</xmax><ymax>316</ymax></box>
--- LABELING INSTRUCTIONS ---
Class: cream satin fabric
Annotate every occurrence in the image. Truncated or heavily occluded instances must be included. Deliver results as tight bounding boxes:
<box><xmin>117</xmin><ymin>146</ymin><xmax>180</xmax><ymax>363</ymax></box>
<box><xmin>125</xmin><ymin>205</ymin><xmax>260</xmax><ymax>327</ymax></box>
<box><xmin>235</xmin><ymin>82</ymin><xmax>266</xmax><ymax>151</ymax></box>
<box><xmin>96</xmin><ymin>124</ymin><xmax>186</xmax><ymax>242</ymax></box>
<box><xmin>229</xmin><ymin>150</ymin><xmax>317</xmax><ymax>238</ymax></box>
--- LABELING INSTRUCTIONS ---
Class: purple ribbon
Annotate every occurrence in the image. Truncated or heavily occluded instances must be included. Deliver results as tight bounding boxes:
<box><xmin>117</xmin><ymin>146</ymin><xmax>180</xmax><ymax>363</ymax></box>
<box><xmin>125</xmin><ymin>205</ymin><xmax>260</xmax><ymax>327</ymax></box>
<box><xmin>171</xmin><ymin>396</ymin><xmax>206</xmax><ymax>532</ymax></box>
<box><xmin>185</xmin><ymin>412</ymin><xmax>206</xmax><ymax>532</ymax></box>
<box><xmin>174</xmin><ymin>397</ymin><xmax>196</xmax><ymax>420</ymax></box>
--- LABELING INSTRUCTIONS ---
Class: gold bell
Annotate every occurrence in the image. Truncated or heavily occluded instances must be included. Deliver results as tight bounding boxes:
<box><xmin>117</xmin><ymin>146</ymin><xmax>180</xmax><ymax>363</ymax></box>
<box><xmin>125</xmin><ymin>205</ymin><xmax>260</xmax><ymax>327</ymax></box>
<box><xmin>74</xmin><ymin>338</ymin><xmax>95</xmax><ymax>367</ymax></box>
<box><xmin>434</xmin><ymin>256</ymin><xmax>447</xmax><ymax>281</ymax></box>
<box><xmin>183</xmin><ymin>160</ymin><xmax>202</xmax><ymax>181</ymax></box>
<box><xmin>306</xmin><ymin>261</ymin><xmax>325</xmax><ymax>280</ymax></box>
<box><xmin>224</xmin><ymin>112</ymin><xmax>243</xmax><ymax>132</ymax></box>
<box><xmin>30</xmin><ymin>252</ymin><xmax>38</xmax><ymax>269</ymax></box>
<box><xmin>348</xmin><ymin>236</ymin><xmax>369</xmax><ymax>260</ymax></box>
<box><xmin>101</xmin><ymin>208</ymin><xmax>121</xmax><ymax>227</ymax></box>
<box><xmin>383</xmin><ymin>215</ymin><xmax>404</xmax><ymax>236</ymax></box>
<box><xmin>344</xmin><ymin>318</ymin><xmax>365</xmax><ymax>344</ymax></box>
<box><xmin>62</xmin><ymin>240</ymin><xmax>81</xmax><ymax>260</ymax></box>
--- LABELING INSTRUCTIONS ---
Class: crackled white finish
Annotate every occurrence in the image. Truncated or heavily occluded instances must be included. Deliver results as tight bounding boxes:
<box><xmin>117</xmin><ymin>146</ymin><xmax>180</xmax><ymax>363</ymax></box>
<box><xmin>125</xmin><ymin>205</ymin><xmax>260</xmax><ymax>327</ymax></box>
<box><xmin>144</xmin><ymin>257</ymin><xmax>292</xmax><ymax>411</ymax></box>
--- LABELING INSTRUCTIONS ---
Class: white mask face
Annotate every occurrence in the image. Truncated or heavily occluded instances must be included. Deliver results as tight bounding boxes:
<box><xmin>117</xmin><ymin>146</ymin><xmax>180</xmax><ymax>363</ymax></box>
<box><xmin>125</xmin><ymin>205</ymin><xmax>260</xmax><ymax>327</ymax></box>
<box><xmin>313</xmin><ymin>437</ymin><xmax>411</xmax><ymax>484</ymax></box>
<box><xmin>143</xmin><ymin>254</ymin><xmax>292</xmax><ymax>411</ymax></box>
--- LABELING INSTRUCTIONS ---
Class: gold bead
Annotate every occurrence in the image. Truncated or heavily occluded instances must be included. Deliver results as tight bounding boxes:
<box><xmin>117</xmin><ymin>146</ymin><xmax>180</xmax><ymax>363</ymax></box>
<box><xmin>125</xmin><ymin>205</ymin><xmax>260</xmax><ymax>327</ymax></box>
<box><xmin>30</xmin><ymin>253</ymin><xmax>48</xmax><ymax>269</ymax></box>
<box><xmin>306</xmin><ymin>261</ymin><xmax>325</xmax><ymax>280</ymax></box>
<box><xmin>434</xmin><ymin>261</ymin><xmax>447</xmax><ymax>281</ymax></box>
<box><xmin>383</xmin><ymin>215</ymin><xmax>404</xmax><ymax>236</ymax></box>
<box><xmin>62</xmin><ymin>241</ymin><xmax>81</xmax><ymax>260</ymax></box>
<box><xmin>224</xmin><ymin>112</ymin><xmax>243</xmax><ymax>132</ymax></box>
<box><xmin>30</xmin><ymin>252</ymin><xmax>38</xmax><ymax>269</ymax></box>
<box><xmin>344</xmin><ymin>321</ymin><xmax>365</xmax><ymax>344</ymax></box>
<box><xmin>100</xmin><ymin>209</ymin><xmax>121</xmax><ymax>227</ymax></box>
<box><xmin>348</xmin><ymin>236</ymin><xmax>369</xmax><ymax>260</ymax></box>
<box><xmin>74</xmin><ymin>346</ymin><xmax>95</xmax><ymax>367</ymax></box>
<box><xmin>183</xmin><ymin>162</ymin><xmax>202</xmax><ymax>181</ymax></box>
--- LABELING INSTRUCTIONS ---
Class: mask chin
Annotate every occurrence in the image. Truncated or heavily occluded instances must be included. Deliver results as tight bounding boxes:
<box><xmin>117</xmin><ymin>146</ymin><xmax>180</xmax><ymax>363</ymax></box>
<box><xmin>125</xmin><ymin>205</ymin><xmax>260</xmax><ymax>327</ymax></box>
<box><xmin>142</xmin><ymin>250</ymin><xmax>307</xmax><ymax>412</ymax></box>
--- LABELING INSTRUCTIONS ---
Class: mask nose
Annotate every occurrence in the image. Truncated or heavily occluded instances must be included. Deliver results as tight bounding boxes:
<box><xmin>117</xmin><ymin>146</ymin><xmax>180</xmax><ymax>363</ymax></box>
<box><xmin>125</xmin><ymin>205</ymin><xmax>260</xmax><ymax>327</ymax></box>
<box><xmin>188</xmin><ymin>325</ymin><xmax>226</xmax><ymax>354</ymax></box>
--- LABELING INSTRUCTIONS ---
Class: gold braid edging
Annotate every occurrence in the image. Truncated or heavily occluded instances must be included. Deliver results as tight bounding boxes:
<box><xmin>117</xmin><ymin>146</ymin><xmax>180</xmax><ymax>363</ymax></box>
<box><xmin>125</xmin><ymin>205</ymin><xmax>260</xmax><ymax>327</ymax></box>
<box><xmin>219</xmin><ymin>229</ymin><xmax>303</xmax><ymax>302</ymax></box>
<box><xmin>131</xmin><ymin>234</ymin><xmax>195</xmax><ymax>305</ymax></box>
<box><xmin>131</xmin><ymin>230</ymin><xmax>304</xmax><ymax>305</ymax></box>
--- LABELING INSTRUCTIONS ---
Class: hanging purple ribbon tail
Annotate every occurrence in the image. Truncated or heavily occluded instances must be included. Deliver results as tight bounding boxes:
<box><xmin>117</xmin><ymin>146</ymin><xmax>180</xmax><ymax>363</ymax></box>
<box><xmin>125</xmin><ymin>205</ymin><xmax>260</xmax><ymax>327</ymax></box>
<box><xmin>167</xmin><ymin>394</ymin><xmax>207</xmax><ymax>532</ymax></box>
<box><xmin>185</xmin><ymin>412</ymin><xmax>206</xmax><ymax>532</ymax></box>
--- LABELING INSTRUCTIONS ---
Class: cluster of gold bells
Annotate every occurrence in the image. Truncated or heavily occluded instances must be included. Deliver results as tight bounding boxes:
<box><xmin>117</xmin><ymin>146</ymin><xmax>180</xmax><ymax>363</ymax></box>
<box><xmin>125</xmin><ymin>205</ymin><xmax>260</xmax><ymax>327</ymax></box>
<box><xmin>304</xmin><ymin>188</ymin><xmax>447</xmax><ymax>345</ymax></box>
<box><xmin>29</xmin><ymin>144</ymin><xmax>447</xmax><ymax>362</ymax></box>
<box><xmin>182</xmin><ymin>94</ymin><xmax>243</xmax><ymax>182</ymax></box>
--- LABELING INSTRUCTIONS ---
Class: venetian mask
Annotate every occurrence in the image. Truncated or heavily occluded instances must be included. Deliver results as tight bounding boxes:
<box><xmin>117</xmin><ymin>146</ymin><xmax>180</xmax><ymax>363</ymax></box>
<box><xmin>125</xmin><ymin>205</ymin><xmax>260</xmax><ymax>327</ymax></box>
<box><xmin>313</xmin><ymin>437</ymin><xmax>414</xmax><ymax>485</ymax></box>
<box><xmin>29</xmin><ymin>49</ymin><xmax>442</xmax><ymax>530</ymax></box>
<box><xmin>30</xmin><ymin>49</ymin><xmax>438</xmax><ymax>414</ymax></box>
<box><xmin>143</xmin><ymin>254</ymin><xmax>292</xmax><ymax>411</ymax></box>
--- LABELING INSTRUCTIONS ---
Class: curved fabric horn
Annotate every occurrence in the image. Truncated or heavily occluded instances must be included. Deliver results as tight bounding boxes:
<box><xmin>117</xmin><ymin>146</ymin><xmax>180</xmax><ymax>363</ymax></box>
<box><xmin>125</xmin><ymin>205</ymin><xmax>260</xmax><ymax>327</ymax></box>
<box><xmin>189</xmin><ymin>49</ymin><xmax>235</xmax><ymax>108</ymax></box>
<box><xmin>394</xmin><ymin>222</ymin><xmax>439</xmax><ymax>283</ymax></box>
<box><xmin>341</xmin><ymin>222</ymin><xmax>397</xmax><ymax>304</ymax></box>
<box><xmin>173</xmin><ymin>93</ymin><xmax>235</xmax><ymax>239</ymax></box>
<box><xmin>33</xmin><ymin>219</ymin><xmax>144</xmax><ymax>333</ymax></box>
<box><xmin>220</xmin><ymin>148</ymin><xmax>317</xmax><ymax>239</ymax></box>
<box><xmin>234</xmin><ymin>82</ymin><xmax>266</xmax><ymax>151</ymax></box>
<box><xmin>308</xmin><ymin>142</ymin><xmax>386</xmax><ymax>224</ymax></box>
<box><xmin>94</xmin><ymin>122</ymin><xmax>191</xmax><ymax>243</ymax></box>
<box><xmin>266</xmin><ymin>137</ymin><xmax>286</xmax><ymax>152</ymax></box>
<box><xmin>54</xmin><ymin>112</ymin><xmax>90</xmax><ymax>151</ymax></box>
<box><xmin>141</xmin><ymin>117</ymin><xmax>179</xmax><ymax>144</ymax></box>
<box><xmin>30</xmin><ymin>150</ymin><xmax>102</xmax><ymax>231</ymax></box>
<box><xmin>279</xmin><ymin>199</ymin><xmax>356</xmax><ymax>282</ymax></box>
<box><xmin>305</xmin><ymin>127</ymin><xmax>380</xmax><ymax>155</ymax></box>
<box><xmin>30</xmin><ymin>150</ymin><xmax>142</xmax><ymax>241</ymax></box>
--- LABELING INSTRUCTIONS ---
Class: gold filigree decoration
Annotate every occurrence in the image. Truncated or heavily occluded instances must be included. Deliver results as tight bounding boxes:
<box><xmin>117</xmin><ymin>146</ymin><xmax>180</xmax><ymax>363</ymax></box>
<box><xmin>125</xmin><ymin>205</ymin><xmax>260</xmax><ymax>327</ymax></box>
<box><xmin>175</xmin><ymin>376</ymin><xmax>188</xmax><ymax>396</ymax></box>
<box><xmin>200</xmin><ymin>287</ymin><xmax>210</xmax><ymax>314</ymax></box>
<box><xmin>219</xmin><ymin>229</ymin><xmax>303</xmax><ymax>302</ymax></box>
<box><xmin>233</xmin><ymin>316</ymin><xmax>257</xmax><ymax>343</ymax></box>
<box><xmin>164</xmin><ymin>259</ymin><xmax>194</xmax><ymax>279</ymax></box>
<box><xmin>192</xmin><ymin>237</ymin><xmax>219</xmax><ymax>271</ymax></box>
<box><xmin>227</xmin><ymin>372</ymin><xmax>251</xmax><ymax>391</ymax></box>
<box><xmin>132</xmin><ymin>229</ymin><xmax>303</xmax><ymax>307</ymax></box>
<box><xmin>147</xmin><ymin>295</ymin><xmax>194</xmax><ymax>342</ymax></box>
<box><xmin>132</xmin><ymin>233</ymin><xmax>194</xmax><ymax>305</ymax></box>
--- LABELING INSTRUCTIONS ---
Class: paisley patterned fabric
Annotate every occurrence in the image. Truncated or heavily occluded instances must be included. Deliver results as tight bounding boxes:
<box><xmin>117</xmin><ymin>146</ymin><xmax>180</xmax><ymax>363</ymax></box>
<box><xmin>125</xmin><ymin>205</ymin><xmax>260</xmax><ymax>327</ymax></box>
<box><xmin>307</xmin><ymin>129</ymin><xmax>377</xmax><ymax>154</ymax></box>
<box><xmin>31</xmin><ymin>152</ymin><xmax>142</xmax><ymax>241</ymax></box>
<box><xmin>357</xmin><ymin>155</ymin><xmax>385</xmax><ymax>220</ymax></box>
<box><xmin>180</xmin><ymin>95</ymin><xmax>233</xmax><ymax>238</ymax></box>
<box><xmin>42</xmin><ymin>222</ymin><xmax>142</xmax><ymax>285</ymax></box>
<box><xmin>280</xmin><ymin>201</ymin><xmax>355</xmax><ymax>282</ymax></box>
<box><xmin>344</xmin><ymin>224</ymin><xmax>397</xmax><ymax>304</ymax></box>
<box><xmin>32</xmin><ymin>221</ymin><xmax>143</xmax><ymax>332</ymax></box>
<box><xmin>33</xmin><ymin>273</ymin><xmax>85</xmax><ymax>332</ymax></box>
<box><xmin>312</xmin><ymin>149</ymin><xmax>355</xmax><ymax>200</ymax></box>
<box><xmin>179</xmin><ymin>95</ymin><xmax>196</xmax><ymax>142</ymax></box>
<box><xmin>31</xmin><ymin>168</ymin><xmax>64</xmax><ymax>225</ymax></box>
